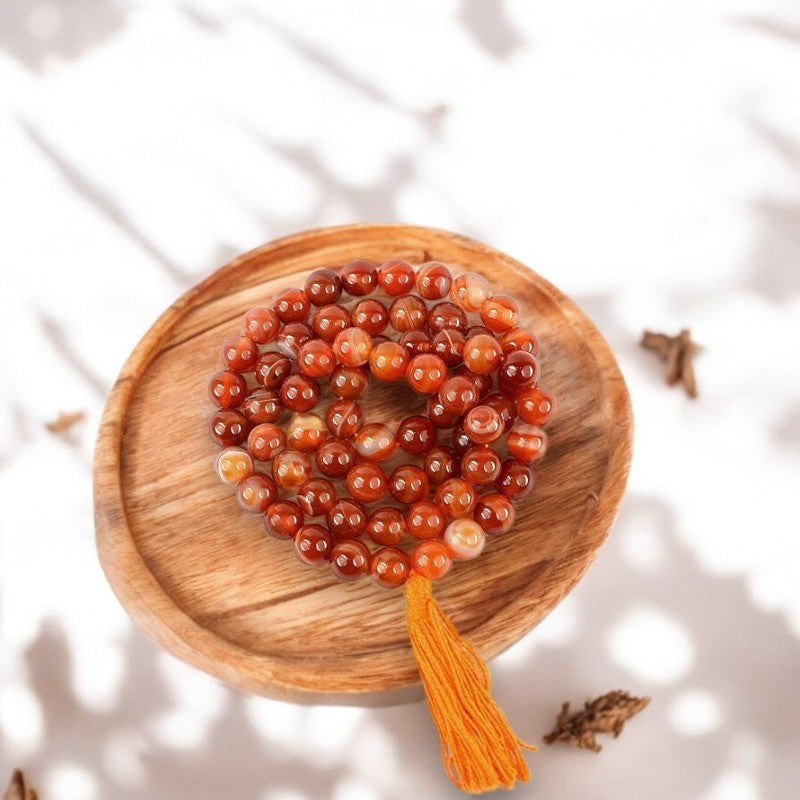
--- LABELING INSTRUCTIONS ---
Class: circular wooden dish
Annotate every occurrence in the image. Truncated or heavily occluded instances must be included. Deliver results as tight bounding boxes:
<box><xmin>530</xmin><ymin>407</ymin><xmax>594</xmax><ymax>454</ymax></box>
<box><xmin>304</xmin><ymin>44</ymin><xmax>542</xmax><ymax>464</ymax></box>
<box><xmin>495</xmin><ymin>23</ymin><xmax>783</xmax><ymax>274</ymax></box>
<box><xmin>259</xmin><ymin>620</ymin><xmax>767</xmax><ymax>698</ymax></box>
<box><xmin>94</xmin><ymin>224</ymin><xmax>632</xmax><ymax>706</ymax></box>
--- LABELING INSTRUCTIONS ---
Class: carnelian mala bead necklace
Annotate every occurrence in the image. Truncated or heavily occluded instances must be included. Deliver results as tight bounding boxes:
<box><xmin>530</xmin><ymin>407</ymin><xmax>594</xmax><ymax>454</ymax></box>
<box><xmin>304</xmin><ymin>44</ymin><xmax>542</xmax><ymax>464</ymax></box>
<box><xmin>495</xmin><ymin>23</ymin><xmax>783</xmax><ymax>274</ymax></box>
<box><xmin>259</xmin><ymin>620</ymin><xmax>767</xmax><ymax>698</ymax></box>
<box><xmin>207</xmin><ymin>259</ymin><xmax>555</xmax><ymax>793</ymax></box>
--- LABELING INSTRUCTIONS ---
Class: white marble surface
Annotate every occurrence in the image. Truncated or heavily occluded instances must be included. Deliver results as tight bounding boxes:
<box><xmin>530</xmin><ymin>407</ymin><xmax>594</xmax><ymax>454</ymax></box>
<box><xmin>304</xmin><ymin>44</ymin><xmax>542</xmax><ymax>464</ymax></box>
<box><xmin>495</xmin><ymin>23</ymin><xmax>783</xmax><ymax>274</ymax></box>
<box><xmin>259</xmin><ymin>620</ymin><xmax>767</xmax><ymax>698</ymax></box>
<box><xmin>1</xmin><ymin>2</ymin><xmax>799</xmax><ymax>799</ymax></box>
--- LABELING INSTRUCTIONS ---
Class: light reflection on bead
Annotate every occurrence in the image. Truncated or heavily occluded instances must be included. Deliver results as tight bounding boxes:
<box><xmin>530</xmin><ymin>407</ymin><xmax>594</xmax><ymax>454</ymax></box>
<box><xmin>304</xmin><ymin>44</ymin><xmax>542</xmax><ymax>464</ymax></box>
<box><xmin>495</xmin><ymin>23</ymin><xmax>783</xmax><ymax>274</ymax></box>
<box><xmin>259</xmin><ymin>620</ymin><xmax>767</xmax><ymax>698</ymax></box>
<box><xmin>271</xmin><ymin>450</ymin><xmax>312</xmax><ymax>489</ymax></box>
<box><xmin>354</xmin><ymin>423</ymin><xmax>397</xmax><ymax>462</ymax></box>
<box><xmin>435</xmin><ymin>478</ymin><xmax>477</xmax><ymax>519</ymax></box>
<box><xmin>294</xmin><ymin>524</ymin><xmax>334</xmax><ymax>565</ymax></box>
<box><xmin>330</xmin><ymin>540</ymin><xmax>371</xmax><ymax>580</ymax></box>
<box><xmin>411</xmin><ymin>540</ymin><xmax>452</xmax><ymax>579</ymax></box>
<box><xmin>367</xmin><ymin>507</ymin><xmax>407</xmax><ymax>546</ymax></box>
<box><xmin>507</xmin><ymin>424</ymin><xmax>548</xmax><ymax>464</ymax></box>
<box><xmin>371</xmin><ymin>546</ymin><xmax>411</xmax><ymax>588</ymax></box>
<box><xmin>247</xmin><ymin>423</ymin><xmax>286</xmax><ymax>461</ymax></box>
<box><xmin>444</xmin><ymin>518</ymin><xmax>486</xmax><ymax>559</ymax></box>
<box><xmin>215</xmin><ymin>447</ymin><xmax>253</xmax><ymax>485</ymax></box>
<box><xmin>450</xmin><ymin>272</ymin><xmax>491</xmax><ymax>313</ymax></box>
<box><xmin>333</xmin><ymin>327</ymin><xmax>373</xmax><ymax>367</ymax></box>
<box><xmin>236</xmin><ymin>473</ymin><xmax>277</xmax><ymax>512</ymax></box>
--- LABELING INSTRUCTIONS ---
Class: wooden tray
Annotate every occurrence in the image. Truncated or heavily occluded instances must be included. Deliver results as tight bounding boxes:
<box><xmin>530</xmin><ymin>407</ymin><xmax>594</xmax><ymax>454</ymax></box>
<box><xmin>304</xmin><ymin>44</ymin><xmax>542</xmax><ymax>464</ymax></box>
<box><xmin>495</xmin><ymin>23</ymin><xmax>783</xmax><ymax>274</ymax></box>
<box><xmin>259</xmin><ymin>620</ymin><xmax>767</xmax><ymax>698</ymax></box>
<box><xmin>94</xmin><ymin>224</ymin><xmax>632</xmax><ymax>705</ymax></box>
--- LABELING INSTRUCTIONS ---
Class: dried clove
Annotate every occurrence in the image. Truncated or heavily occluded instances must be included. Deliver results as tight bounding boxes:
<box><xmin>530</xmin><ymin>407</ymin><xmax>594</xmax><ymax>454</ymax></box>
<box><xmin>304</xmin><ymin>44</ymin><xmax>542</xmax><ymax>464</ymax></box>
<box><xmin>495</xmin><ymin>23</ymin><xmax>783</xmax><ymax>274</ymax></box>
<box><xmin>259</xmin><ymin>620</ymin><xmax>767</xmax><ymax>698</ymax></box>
<box><xmin>641</xmin><ymin>329</ymin><xmax>700</xmax><ymax>398</ymax></box>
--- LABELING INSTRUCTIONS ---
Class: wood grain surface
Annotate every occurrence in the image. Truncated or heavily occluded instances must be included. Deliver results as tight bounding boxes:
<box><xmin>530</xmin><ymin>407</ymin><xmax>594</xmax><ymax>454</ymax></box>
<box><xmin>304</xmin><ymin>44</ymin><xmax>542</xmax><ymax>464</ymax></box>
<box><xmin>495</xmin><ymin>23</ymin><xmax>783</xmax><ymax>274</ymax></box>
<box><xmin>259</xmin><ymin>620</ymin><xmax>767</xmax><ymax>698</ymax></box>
<box><xmin>93</xmin><ymin>224</ymin><xmax>633</xmax><ymax>706</ymax></box>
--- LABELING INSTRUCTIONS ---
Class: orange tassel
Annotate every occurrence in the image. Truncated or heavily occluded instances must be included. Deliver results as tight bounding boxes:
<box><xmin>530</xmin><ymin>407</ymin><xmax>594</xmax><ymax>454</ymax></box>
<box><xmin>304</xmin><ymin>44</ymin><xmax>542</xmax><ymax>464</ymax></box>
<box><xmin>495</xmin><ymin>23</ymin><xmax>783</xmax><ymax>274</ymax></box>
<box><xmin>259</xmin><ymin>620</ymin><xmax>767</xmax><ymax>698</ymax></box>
<box><xmin>404</xmin><ymin>574</ymin><xmax>535</xmax><ymax>793</ymax></box>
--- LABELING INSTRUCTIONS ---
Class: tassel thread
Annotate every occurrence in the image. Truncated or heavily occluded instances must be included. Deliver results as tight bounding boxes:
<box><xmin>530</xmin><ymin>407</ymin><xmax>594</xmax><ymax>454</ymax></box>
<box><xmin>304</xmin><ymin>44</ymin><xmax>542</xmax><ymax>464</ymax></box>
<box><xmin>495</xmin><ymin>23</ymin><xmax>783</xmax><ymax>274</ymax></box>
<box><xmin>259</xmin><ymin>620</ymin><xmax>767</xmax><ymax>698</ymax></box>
<box><xmin>404</xmin><ymin>574</ymin><xmax>535</xmax><ymax>793</ymax></box>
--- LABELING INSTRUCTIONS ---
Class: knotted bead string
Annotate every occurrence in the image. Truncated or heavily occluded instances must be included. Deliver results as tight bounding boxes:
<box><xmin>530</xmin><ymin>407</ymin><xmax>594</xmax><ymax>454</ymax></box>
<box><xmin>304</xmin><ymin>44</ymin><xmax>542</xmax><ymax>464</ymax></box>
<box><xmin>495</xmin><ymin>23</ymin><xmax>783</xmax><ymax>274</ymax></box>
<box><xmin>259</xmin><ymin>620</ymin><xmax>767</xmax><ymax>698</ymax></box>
<box><xmin>207</xmin><ymin>260</ymin><xmax>555</xmax><ymax>588</ymax></box>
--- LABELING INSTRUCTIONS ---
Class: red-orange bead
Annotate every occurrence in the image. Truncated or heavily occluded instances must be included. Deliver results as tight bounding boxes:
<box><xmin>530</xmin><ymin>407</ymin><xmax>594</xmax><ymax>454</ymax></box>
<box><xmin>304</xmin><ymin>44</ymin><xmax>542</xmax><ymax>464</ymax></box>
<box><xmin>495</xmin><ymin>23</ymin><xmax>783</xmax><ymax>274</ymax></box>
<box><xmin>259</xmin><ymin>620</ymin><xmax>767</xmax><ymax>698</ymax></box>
<box><xmin>272</xmin><ymin>449</ymin><xmax>312</xmax><ymax>489</ymax></box>
<box><xmin>312</xmin><ymin>304</ymin><xmax>351</xmax><ymax>342</ymax></box>
<box><xmin>354</xmin><ymin>423</ymin><xmax>397</xmax><ymax>462</ymax></box>
<box><xmin>221</xmin><ymin>336</ymin><xmax>259</xmax><ymax>372</ymax></box>
<box><xmin>329</xmin><ymin>539</ymin><xmax>371</xmax><ymax>580</ymax></box>
<box><xmin>495</xmin><ymin>458</ymin><xmax>534</xmax><ymax>499</ymax></box>
<box><xmin>371</xmin><ymin>546</ymin><xmax>411</xmax><ymax>588</ymax></box>
<box><xmin>498</xmin><ymin>351</ymin><xmax>539</xmax><ymax>396</ymax></box>
<box><xmin>248</xmin><ymin>423</ymin><xmax>286</xmax><ymax>461</ymax></box>
<box><xmin>461</xmin><ymin>445</ymin><xmax>502</xmax><ymax>485</ymax></box>
<box><xmin>507</xmin><ymin>424</ymin><xmax>548</xmax><ymax>464</ymax></box>
<box><xmin>378</xmin><ymin>259</ymin><xmax>415</xmax><ymax>296</ymax></box>
<box><xmin>427</xmin><ymin>302</ymin><xmax>467</xmax><ymax>335</ymax></box>
<box><xmin>326</xmin><ymin>498</ymin><xmax>368</xmax><ymax>539</ymax></box>
<box><xmin>347</xmin><ymin>463</ymin><xmax>388</xmax><ymax>503</ymax></box>
<box><xmin>423</xmin><ymin>446</ymin><xmax>459</xmax><ymax>485</ymax></box>
<box><xmin>304</xmin><ymin>268</ymin><xmax>342</xmax><ymax>306</ymax></box>
<box><xmin>279</xmin><ymin>374</ymin><xmax>320</xmax><ymax>412</ymax></box>
<box><xmin>294</xmin><ymin>524</ymin><xmax>334</xmax><ymax>565</ymax></box>
<box><xmin>406</xmin><ymin>501</ymin><xmax>446</xmax><ymax>540</ymax></box>
<box><xmin>415</xmin><ymin>262</ymin><xmax>452</xmax><ymax>300</ymax></box>
<box><xmin>264</xmin><ymin>500</ymin><xmax>304</xmax><ymax>539</ymax></box>
<box><xmin>411</xmin><ymin>540</ymin><xmax>452</xmax><ymax>580</ymax></box>
<box><xmin>431</xmin><ymin>329</ymin><xmax>466</xmax><ymax>367</ymax></box>
<box><xmin>341</xmin><ymin>259</ymin><xmax>378</xmax><ymax>296</ymax></box>
<box><xmin>400</xmin><ymin>331</ymin><xmax>431</xmax><ymax>357</ymax></box>
<box><xmin>367</xmin><ymin>508</ymin><xmax>407</xmax><ymax>546</ymax></box>
<box><xmin>236</xmin><ymin>473</ymin><xmax>277</xmax><ymax>513</ymax></box>
<box><xmin>351</xmin><ymin>299</ymin><xmax>389</xmax><ymax>335</ymax></box>
<box><xmin>325</xmin><ymin>399</ymin><xmax>364</xmax><ymax>437</ymax></box>
<box><xmin>277</xmin><ymin>322</ymin><xmax>313</xmax><ymax>359</ymax></box>
<box><xmin>498</xmin><ymin>327</ymin><xmax>538</xmax><ymax>356</ymax></box>
<box><xmin>483</xmin><ymin>392</ymin><xmax>517</xmax><ymax>430</ymax></box>
<box><xmin>368</xmin><ymin>341</ymin><xmax>409</xmax><ymax>381</ymax></box>
<box><xmin>329</xmin><ymin>365</ymin><xmax>369</xmax><ymax>399</ymax></box>
<box><xmin>463</xmin><ymin>404</ymin><xmax>504</xmax><ymax>444</ymax></box>
<box><xmin>286</xmin><ymin>413</ymin><xmax>328</xmax><ymax>452</ymax></box>
<box><xmin>333</xmin><ymin>327</ymin><xmax>373</xmax><ymax>367</ymax></box>
<box><xmin>296</xmin><ymin>339</ymin><xmax>336</xmax><ymax>378</ymax></box>
<box><xmin>389</xmin><ymin>295</ymin><xmax>428</xmax><ymax>332</ymax></box>
<box><xmin>397</xmin><ymin>415</ymin><xmax>437</xmax><ymax>454</ymax></box>
<box><xmin>438</xmin><ymin>375</ymin><xmax>479</xmax><ymax>415</ymax></box>
<box><xmin>209</xmin><ymin>369</ymin><xmax>247</xmax><ymax>408</ymax></box>
<box><xmin>210</xmin><ymin>409</ymin><xmax>250</xmax><ymax>446</ymax></box>
<box><xmin>435</xmin><ymin>478</ymin><xmax>477</xmax><ymax>519</ymax></box>
<box><xmin>462</xmin><ymin>334</ymin><xmax>504</xmax><ymax>375</ymax></box>
<box><xmin>426</xmin><ymin>395</ymin><xmax>461</xmax><ymax>428</ymax></box>
<box><xmin>480</xmin><ymin>295</ymin><xmax>519</xmax><ymax>333</ymax></box>
<box><xmin>406</xmin><ymin>354</ymin><xmax>447</xmax><ymax>395</ymax></box>
<box><xmin>452</xmin><ymin>421</ymin><xmax>473</xmax><ymax>456</ymax></box>
<box><xmin>272</xmin><ymin>287</ymin><xmax>310</xmax><ymax>322</ymax></box>
<box><xmin>450</xmin><ymin>272</ymin><xmax>491</xmax><ymax>313</ymax></box>
<box><xmin>243</xmin><ymin>307</ymin><xmax>280</xmax><ymax>344</ymax></box>
<box><xmin>240</xmin><ymin>388</ymin><xmax>282</xmax><ymax>424</ymax></box>
<box><xmin>297</xmin><ymin>478</ymin><xmax>338</xmax><ymax>516</ymax></box>
<box><xmin>389</xmin><ymin>464</ymin><xmax>429</xmax><ymax>504</ymax></box>
<box><xmin>254</xmin><ymin>353</ymin><xmax>291</xmax><ymax>389</ymax></box>
<box><xmin>516</xmin><ymin>386</ymin><xmax>556</xmax><ymax>426</ymax></box>
<box><xmin>315</xmin><ymin>437</ymin><xmax>356</xmax><ymax>478</ymax></box>
<box><xmin>456</xmin><ymin>365</ymin><xmax>493</xmax><ymax>399</ymax></box>
<box><xmin>474</xmin><ymin>492</ymin><xmax>516</xmax><ymax>534</ymax></box>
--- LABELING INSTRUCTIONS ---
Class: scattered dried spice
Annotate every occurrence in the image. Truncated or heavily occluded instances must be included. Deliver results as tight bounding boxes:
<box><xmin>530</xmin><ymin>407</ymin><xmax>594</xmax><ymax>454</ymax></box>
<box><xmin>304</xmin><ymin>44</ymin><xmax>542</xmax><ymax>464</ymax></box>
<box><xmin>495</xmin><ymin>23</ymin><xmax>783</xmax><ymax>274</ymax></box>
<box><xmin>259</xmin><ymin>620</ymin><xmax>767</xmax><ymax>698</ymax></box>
<box><xmin>641</xmin><ymin>329</ymin><xmax>700</xmax><ymax>398</ymax></box>
<box><xmin>3</xmin><ymin>770</ymin><xmax>37</xmax><ymax>800</ymax></box>
<box><xmin>44</xmin><ymin>411</ymin><xmax>85</xmax><ymax>434</ymax></box>
<box><xmin>544</xmin><ymin>690</ymin><xmax>650</xmax><ymax>752</ymax></box>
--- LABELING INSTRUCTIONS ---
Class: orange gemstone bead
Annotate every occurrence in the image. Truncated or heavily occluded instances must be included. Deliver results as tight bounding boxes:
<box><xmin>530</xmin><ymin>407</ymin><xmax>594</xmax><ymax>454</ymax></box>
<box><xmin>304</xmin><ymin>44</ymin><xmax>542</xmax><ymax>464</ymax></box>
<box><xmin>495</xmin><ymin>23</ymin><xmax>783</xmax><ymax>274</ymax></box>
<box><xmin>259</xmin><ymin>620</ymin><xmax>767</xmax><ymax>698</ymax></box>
<box><xmin>254</xmin><ymin>353</ymin><xmax>291</xmax><ymax>389</ymax></box>
<box><xmin>279</xmin><ymin>374</ymin><xmax>320</xmax><ymax>413</ymax></box>
<box><xmin>240</xmin><ymin>388</ymin><xmax>282</xmax><ymax>425</ymax></box>
<box><xmin>221</xmin><ymin>336</ymin><xmax>259</xmax><ymax>372</ymax></box>
<box><xmin>272</xmin><ymin>449</ymin><xmax>312</xmax><ymax>489</ymax></box>
<box><xmin>304</xmin><ymin>268</ymin><xmax>342</xmax><ymax>306</ymax></box>
<box><xmin>286</xmin><ymin>413</ymin><xmax>328</xmax><ymax>452</ymax></box>
<box><xmin>431</xmin><ymin>329</ymin><xmax>466</xmax><ymax>367</ymax></box>
<box><xmin>371</xmin><ymin>546</ymin><xmax>412</xmax><ymax>588</ymax></box>
<box><xmin>277</xmin><ymin>322</ymin><xmax>313</xmax><ymax>359</ymax></box>
<box><xmin>483</xmin><ymin>391</ymin><xmax>517</xmax><ymax>430</ymax></box>
<box><xmin>378</xmin><ymin>259</ymin><xmax>415</xmax><ymax>296</ymax></box>
<box><xmin>507</xmin><ymin>424</ymin><xmax>548</xmax><ymax>464</ymax></box>
<box><xmin>312</xmin><ymin>304</ymin><xmax>351</xmax><ymax>342</ymax></box>
<box><xmin>248</xmin><ymin>423</ymin><xmax>286</xmax><ymax>461</ymax></box>
<box><xmin>426</xmin><ymin>395</ymin><xmax>461</xmax><ymax>428</ymax></box>
<box><xmin>367</xmin><ymin>507</ymin><xmax>407</xmax><ymax>546</ymax></box>
<box><xmin>423</xmin><ymin>446</ymin><xmax>459</xmax><ymax>485</ymax></box>
<box><xmin>272</xmin><ymin>287</ymin><xmax>310</xmax><ymax>323</ymax></box>
<box><xmin>498</xmin><ymin>326</ymin><xmax>538</xmax><ymax>356</ymax></box>
<box><xmin>209</xmin><ymin>370</ymin><xmax>247</xmax><ymax>408</ymax></box>
<box><xmin>426</xmin><ymin>302</ymin><xmax>467</xmax><ymax>335</ymax></box>
<box><xmin>351</xmin><ymin>299</ymin><xmax>389</xmax><ymax>335</ymax></box>
<box><xmin>297</xmin><ymin>478</ymin><xmax>338</xmax><ymax>516</ymax></box>
<box><xmin>443</xmin><ymin>518</ymin><xmax>486</xmax><ymax>560</ymax></box>
<box><xmin>438</xmin><ymin>375</ymin><xmax>479</xmax><ymax>415</ymax></box>
<box><xmin>411</xmin><ymin>540</ymin><xmax>452</xmax><ymax>580</ymax></box>
<box><xmin>463</xmin><ymin>404</ymin><xmax>504</xmax><ymax>444</ymax></box>
<box><xmin>435</xmin><ymin>478</ymin><xmax>477</xmax><ymax>519</ymax></box>
<box><xmin>480</xmin><ymin>295</ymin><xmax>518</xmax><ymax>333</ymax></box>
<box><xmin>389</xmin><ymin>464</ymin><xmax>429</xmax><ymax>504</ymax></box>
<box><xmin>341</xmin><ymin>259</ymin><xmax>378</xmax><ymax>296</ymax></box>
<box><xmin>326</xmin><ymin>498</ymin><xmax>368</xmax><ymax>539</ymax></box>
<box><xmin>406</xmin><ymin>354</ymin><xmax>447</xmax><ymax>395</ymax></box>
<box><xmin>264</xmin><ymin>500</ymin><xmax>304</xmax><ymax>539</ymax></box>
<box><xmin>330</xmin><ymin>539</ymin><xmax>371</xmax><ymax>580</ymax></box>
<box><xmin>329</xmin><ymin>365</ymin><xmax>369</xmax><ymax>399</ymax></box>
<box><xmin>210</xmin><ymin>409</ymin><xmax>250</xmax><ymax>447</ymax></box>
<box><xmin>498</xmin><ymin>351</ymin><xmax>539</xmax><ymax>396</ymax></box>
<box><xmin>354</xmin><ymin>423</ymin><xmax>397</xmax><ymax>462</ymax></box>
<box><xmin>369</xmin><ymin>341</ymin><xmax>409</xmax><ymax>381</ymax></box>
<box><xmin>474</xmin><ymin>492</ymin><xmax>515</xmax><ymax>534</ymax></box>
<box><xmin>243</xmin><ymin>307</ymin><xmax>280</xmax><ymax>344</ymax></box>
<box><xmin>399</xmin><ymin>330</ymin><xmax>431</xmax><ymax>357</ymax></box>
<box><xmin>315</xmin><ymin>437</ymin><xmax>356</xmax><ymax>478</ymax></box>
<box><xmin>516</xmin><ymin>386</ymin><xmax>556</xmax><ymax>426</ymax></box>
<box><xmin>333</xmin><ymin>327</ymin><xmax>373</xmax><ymax>367</ymax></box>
<box><xmin>325</xmin><ymin>399</ymin><xmax>364</xmax><ymax>437</ymax></box>
<box><xmin>495</xmin><ymin>458</ymin><xmax>534</xmax><ymax>499</ymax></box>
<box><xmin>294</xmin><ymin>524</ymin><xmax>334</xmax><ymax>564</ymax></box>
<box><xmin>347</xmin><ymin>463</ymin><xmax>388</xmax><ymax>503</ymax></box>
<box><xmin>215</xmin><ymin>447</ymin><xmax>253</xmax><ymax>484</ymax></box>
<box><xmin>450</xmin><ymin>272</ymin><xmax>491</xmax><ymax>313</ymax></box>
<box><xmin>397</xmin><ymin>415</ymin><xmax>437</xmax><ymax>454</ymax></box>
<box><xmin>389</xmin><ymin>295</ymin><xmax>428</xmax><ymax>332</ymax></box>
<box><xmin>236</xmin><ymin>473</ymin><xmax>277</xmax><ymax>513</ymax></box>
<box><xmin>461</xmin><ymin>445</ymin><xmax>502</xmax><ymax>485</ymax></box>
<box><xmin>462</xmin><ymin>334</ymin><xmax>504</xmax><ymax>375</ymax></box>
<box><xmin>415</xmin><ymin>262</ymin><xmax>452</xmax><ymax>300</ymax></box>
<box><xmin>296</xmin><ymin>339</ymin><xmax>336</xmax><ymax>378</ymax></box>
<box><xmin>406</xmin><ymin>501</ymin><xmax>446</xmax><ymax>540</ymax></box>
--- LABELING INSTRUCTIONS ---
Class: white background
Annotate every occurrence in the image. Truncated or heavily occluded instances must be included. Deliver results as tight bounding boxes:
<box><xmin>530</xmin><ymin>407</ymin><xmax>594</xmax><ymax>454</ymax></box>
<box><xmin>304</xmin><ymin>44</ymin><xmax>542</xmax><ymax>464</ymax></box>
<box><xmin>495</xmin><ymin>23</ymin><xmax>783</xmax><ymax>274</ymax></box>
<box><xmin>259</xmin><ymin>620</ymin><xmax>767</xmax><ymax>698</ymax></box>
<box><xmin>1</xmin><ymin>2</ymin><xmax>799</xmax><ymax>799</ymax></box>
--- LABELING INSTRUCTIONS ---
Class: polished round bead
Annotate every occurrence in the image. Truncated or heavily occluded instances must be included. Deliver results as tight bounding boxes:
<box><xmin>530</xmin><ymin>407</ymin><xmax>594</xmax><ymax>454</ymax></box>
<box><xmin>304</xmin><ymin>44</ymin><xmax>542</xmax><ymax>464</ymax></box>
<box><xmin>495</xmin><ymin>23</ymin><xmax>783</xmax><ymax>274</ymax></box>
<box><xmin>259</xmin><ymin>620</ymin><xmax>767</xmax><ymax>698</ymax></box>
<box><xmin>240</xmin><ymin>388</ymin><xmax>282</xmax><ymax>424</ymax></box>
<box><xmin>461</xmin><ymin>445</ymin><xmax>502</xmax><ymax>485</ymax></box>
<box><xmin>397</xmin><ymin>415</ymin><xmax>437</xmax><ymax>454</ymax></box>
<box><xmin>329</xmin><ymin>364</ymin><xmax>369</xmax><ymax>399</ymax></box>
<box><xmin>333</xmin><ymin>327</ymin><xmax>373</xmax><ymax>367</ymax></box>
<box><xmin>210</xmin><ymin>409</ymin><xmax>250</xmax><ymax>447</ymax></box>
<box><xmin>296</xmin><ymin>340</ymin><xmax>336</xmax><ymax>378</ymax></box>
<box><xmin>346</xmin><ymin>463</ymin><xmax>388</xmax><ymax>503</ymax></box>
<box><xmin>366</xmin><ymin>508</ymin><xmax>407</xmax><ymax>546</ymax></box>
<box><xmin>399</xmin><ymin>330</ymin><xmax>431</xmax><ymax>358</ymax></box>
<box><xmin>326</xmin><ymin>498</ymin><xmax>368</xmax><ymax>539</ymax></box>
<box><xmin>215</xmin><ymin>447</ymin><xmax>253</xmax><ymax>484</ymax></box>
<box><xmin>351</xmin><ymin>299</ymin><xmax>389</xmax><ymax>335</ymax></box>
<box><xmin>304</xmin><ymin>268</ymin><xmax>342</xmax><ymax>306</ymax></box>
<box><xmin>264</xmin><ymin>500</ymin><xmax>304</xmax><ymax>539</ymax></box>
<box><xmin>498</xmin><ymin>327</ymin><xmax>538</xmax><ymax>356</ymax></box>
<box><xmin>435</xmin><ymin>478</ymin><xmax>477</xmax><ymax>519</ymax></box>
<box><xmin>315</xmin><ymin>437</ymin><xmax>356</xmax><ymax>478</ymax></box>
<box><xmin>426</xmin><ymin>302</ymin><xmax>467</xmax><ymax>335</ymax></box>
<box><xmin>450</xmin><ymin>272</ymin><xmax>492</xmax><ymax>313</ymax></box>
<box><xmin>272</xmin><ymin>287</ymin><xmax>310</xmax><ymax>322</ymax></box>
<box><xmin>325</xmin><ymin>399</ymin><xmax>364</xmax><ymax>437</ymax></box>
<box><xmin>271</xmin><ymin>449</ymin><xmax>311</xmax><ymax>489</ymax></box>
<box><xmin>279</xmin><ymin>374</ymin><xmax>320</xmax><ymax>412</ymax></box>
<box><xmin>474</xmin><ymin>492</ymin><xmax>515</xmax><ymax>534</ymax></box>
<box><xmin>277</xmin><ymin>322</ymin><xmax>313</xmax><ymax>359</ymax></box>
<box><xmin>354</xmin><ymin>423</ymin><xmax>397</xmax><ymax>462</ymax></box>
<box><xmin>389</xmin><ymin>295</ymin><xmax>428</xmax><ymax>332</ymax></box>
<box><xmin>499</xmin><ymin>351</ymin><xmax>540</xmax><ymax>396</ymax></box>
<box><xmin>243</xmin><ymin>307</ymin><xmax>280</xmax><ymax>344</ymax></box>
<box><xmin>378</xmin><ymin>259</ymin><xmax>415</xmax><ymax>296</ymax></box>
<box><xmin>294</xmin><ymin>524</ymin><xmax>335</xmax><ymax>565</ymax></box>
<box><xmin>286</xmin><ymin>413</ymin><xmax>328</xmax><ymax>452</ymax></box>
<box><xmin>312</xmin><ymin>304</ymin><xmax>351</xmax><ymax>342</ymax></box>
<box><xmin>297</xmin><ymin>478</ymin><xmax>338</xmax><ymax>516</ymax></box>
<box><xmin>415</xmin><ymin>262</ymin><xmax>452</xmax><ymax>300</ymax></box>
<box><xmin>411</xmin><ymin>540</ymin><xmax>452</xmax><ymax>580</ymax></box>
<box><xmin>423</xmin><ymin>446</ymin><xmax>459</xmax><ymax>485</ymax></box>
<box><xmin>236</xmin><ymin>473</ymin><xmax>277</xmax><ymax>513</ymax></box>
<box><xmin>329</xmin><ymin>540</ymin><xmax>371</xmax><ymax>580</ymax></box>
<box><xmin>254</xmin><ymin>353</ymin><xmax>292</xmax><ymax>389</ymax></box>
<box><xmin>371</xmin><ymin>546</ymin><xmax>412</xmax><ymax>588</ymax></box>
<box><xmin>389</xmin><ymin>464</ymin><xmax>429</xmax><ymax>504</ymax></box>
<box><xmin>483</xmin><ymin>392</ymin><xmax>517</xmax><ymax>430</ymax></box>
<box><xmin>406</xmin><ymin>501</ymin><xmax>446</xmax><ymax>540</ymax></box>
<box><xmin>221</xmin><ymin>336</ymin><xmax>259</xmax><ymax>372</ymax></box>
<box><xmin>516</xmin><ymin>386</ymin><xmax>556</xmax><ymax>426</ymax></box>
<box><xmin>463</xmin><ymin>404</ymin><xmax>504</xmax><ymax>444</ymax></box>
<box><xmin>452</xmin><ymin>421</ymin><xmax>473</xmax><ymax>456</ymax></box>
<box><xmin>438</xmin><ymin>375</ymin><xmax>479</xmax><ymax>415</ymax></box>
<box><xmin>443</xmin><ymin>518</ymin><xmax>486</xmax><ymax>560</ymax></box>
<box><xmin>369</xmin><ymin>341</ymin><xmax>409</xmax><ymax>381</ymax></box>
<box><xmin>248</xmin><ymin>423</ymin><xmax>286</xmax><ymax>461</ymax></box>
<box><xmin>406</xmin><ymin>354</ymin><xmax>447</xmax><ymax>395</ymax></box>
<box><xmin>456</xmin><ymin>365</ymin><xmax>493</xmax><ymax>399</ymax></box>
<box><xmin>208</xmin><ymin>369</ymin><xmax>247</xmax><ymax>408</ymax></box>
<box><xmin>507</xmin><ymin>424</ymin><xmax>548</xmax><ymax>464</ymax></box>
<box><xmin>495</xmin><ymin>458</ymin><xmax>534</xmax><ymax>499</ymax></box>
<box><xmin>341</xmin><ymin>259</ymin><xmax>378</xmax><ymax>296</ymax></box>
<box><xmin>480</xmin><ymin>295</ymin><xmax>518</xmax><ymax>333</ymax></box>
<box><xmin>462</xmin><ymin>334</ymin><xmax>504</xmax><ymax>375</ymax></box>
<box><xmin>430</xmin><ymin>329</ymin><xmax>465</xmax><ymax>368</ymax></box>
<box><xmin>426</xmin><ymin>395</ymin><xmax>460</xmax><ymax>428</ymax></box>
